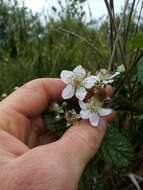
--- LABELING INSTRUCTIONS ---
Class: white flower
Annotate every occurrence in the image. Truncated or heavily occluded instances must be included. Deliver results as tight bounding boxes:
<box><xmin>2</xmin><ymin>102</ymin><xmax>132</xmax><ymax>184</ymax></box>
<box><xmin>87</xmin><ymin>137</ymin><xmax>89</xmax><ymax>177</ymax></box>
<box><xmin>117</xmin><ymin>64</ymin><xmax>125</xmax><ymax>72</ymax></box>
<box><xmin>96</xmin><ymin>69</ymin><xmax>120</xmax><ymax>85</ymax></box>
<box><xmin>50</xmin><ymin>103</ymin><xmax>64</xmax><ymax>114</ymax></box>
<box><xmin>65</xmin><ymin>109</ymin><xmax>81</xmax><ymax>127</ymax></box>
<box><xmin>60</xmin><ymin>65</ymin><xmax>97</xmax><ymax>100</ymax></box>
<box><xmin>79</xmin><ymin>96</ymin><xmax>112</xmax><ymax>127</ymax></box>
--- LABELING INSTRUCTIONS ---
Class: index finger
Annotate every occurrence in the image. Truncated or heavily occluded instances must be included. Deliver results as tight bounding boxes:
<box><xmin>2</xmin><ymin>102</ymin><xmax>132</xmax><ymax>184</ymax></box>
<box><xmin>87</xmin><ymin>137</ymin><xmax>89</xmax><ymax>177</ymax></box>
<box><xmin>0</xmin><ymin>78</ymin><xmax>65</xmax><ymax>117</ymax></box>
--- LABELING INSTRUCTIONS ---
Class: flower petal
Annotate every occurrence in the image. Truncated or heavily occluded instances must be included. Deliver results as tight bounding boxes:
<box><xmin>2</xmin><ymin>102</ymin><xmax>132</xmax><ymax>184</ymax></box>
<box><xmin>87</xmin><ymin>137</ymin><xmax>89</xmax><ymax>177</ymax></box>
<box><xmin>75</xmin><ymin>86</ymin><xmax>87</xmax><ymax>100</ymax></box>
<box><xmin>62</xmin><ymin>84</ymin><xmax>75</xmax><ymax>99</ymax></box>
<box><xmin>60</xmin><ymin>70</ymin><xmax>73</xmax><ymax>84</ymax></box>
<box><xmin>80</xmin><ymin>109</ymin><xmax>91</xmax><ymax>119</ymax></box>
<box><xmin>79</xmin><ymin>100</ymin><xmax>88</xmax><ymax>109</ymax></box>
<box><xmin>89</xmin><ymin>113</ymin><xmax>100</xmax><ymax>127</ymax></box>
<box><xmin>117</xmin><ymin>65</ymin><xmax>125</xmax><ymax>72</ymax></box>
<box><xmin>73</xmin><ymin>65</ymin><xmax>86</xmax><ymax>78</ymax></box>
<box><xmin>103</xmin><ymin>79</ymin><xmax>114</xmax><ymax>84</ymax></box>
<box><xmin>109</xmin><ymin>72</ymin><xmax>120</xmax><ymax>79</ymax></box>
<box><xmin>83</xmin><ymin>75</ymin><xmax>97</xmax><ymax>89</ymax></box>
<box><xmin>98</xmin><ymin>108</ymin><xmax>112</xmax><ymax>116</ymax></box>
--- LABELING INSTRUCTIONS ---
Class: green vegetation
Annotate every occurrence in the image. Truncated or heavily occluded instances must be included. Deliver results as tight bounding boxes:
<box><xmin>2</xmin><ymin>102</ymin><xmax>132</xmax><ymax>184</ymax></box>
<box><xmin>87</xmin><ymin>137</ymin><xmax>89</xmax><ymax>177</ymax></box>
<box><xmin>0</xmin><ymin>0</ymin><xmax>143</xmax><ymax>189</ymax></box>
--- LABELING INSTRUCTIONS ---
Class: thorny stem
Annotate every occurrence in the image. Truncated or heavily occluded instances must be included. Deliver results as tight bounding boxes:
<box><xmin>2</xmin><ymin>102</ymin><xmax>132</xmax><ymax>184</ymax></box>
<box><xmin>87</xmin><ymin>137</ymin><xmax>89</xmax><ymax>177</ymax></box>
<box><xmin>104</xmin><ymin>0</ymin><xmax>132</xmax><ymax>97</ymax></box>
<box><xmin>124</xmin><ymin>0</ymin><xmax>136</xmax><ymax>51</ymax></box>
<box><xmin>104</xmin><ymin>0</ymin><xmax>128</xmax><ymax>71</ymax></box>
<box><xmin>108</xmin><ymin>0</ymin><xmax>129</xmax><ymax>71</ymax></box>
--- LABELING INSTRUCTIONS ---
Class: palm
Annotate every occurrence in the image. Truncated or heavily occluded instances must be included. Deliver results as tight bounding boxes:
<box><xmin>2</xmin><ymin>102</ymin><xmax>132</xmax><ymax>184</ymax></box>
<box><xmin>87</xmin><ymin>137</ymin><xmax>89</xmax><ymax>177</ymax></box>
<box><xmin>0</xmin><ymin>78</ymin><xmax>115</xmax><ymax>190</ymax></box>
<box><xmin>0</xmin><ymin>79</ymin><xmax>64</xmax><ymax>165</ymax></box>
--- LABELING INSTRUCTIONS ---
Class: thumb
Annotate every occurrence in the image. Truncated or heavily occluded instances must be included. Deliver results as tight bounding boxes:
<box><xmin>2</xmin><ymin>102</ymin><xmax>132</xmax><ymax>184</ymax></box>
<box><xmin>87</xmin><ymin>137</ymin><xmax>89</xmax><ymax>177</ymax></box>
<box><xmin>59</xmin><ymin>118</ymin><xmax>107</xmax><ymax>171</ymax></box>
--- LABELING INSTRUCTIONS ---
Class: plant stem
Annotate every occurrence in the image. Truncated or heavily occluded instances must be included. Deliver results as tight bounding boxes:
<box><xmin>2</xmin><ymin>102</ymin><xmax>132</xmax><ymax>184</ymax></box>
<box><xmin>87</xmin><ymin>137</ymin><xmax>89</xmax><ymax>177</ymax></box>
<box><xmin>104</xmin><ymin>0</ymin><xmax>132</xmax><ymax>97</ymax></box>
<box><xmin>104</xmin><ymin>0</ymin><xmax>127</xmax><ymax>71</ymax></box>
<box><xmin>114</xmin><ymin>51</ymin><xmax>143</xmax><ymax>96</ymax></box>
<box><xmin>106</xmin><ymin>0</ymin><xmax>129</xmax><ymax>71</ymax></box>
<box><xmin>135</xmin><ymin>0</ymin><xmax>143</xmax><ymax>35</ymax></box>
<box><xmin>124</xmin><ymin>0</ymin><xmax>136</xmax><ymax>52</ymax></box>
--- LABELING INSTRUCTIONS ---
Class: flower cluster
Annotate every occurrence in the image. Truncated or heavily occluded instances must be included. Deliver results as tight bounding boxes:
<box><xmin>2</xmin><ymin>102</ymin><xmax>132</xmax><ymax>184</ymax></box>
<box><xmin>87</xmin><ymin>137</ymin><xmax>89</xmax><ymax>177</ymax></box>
<box><xmin>60</xmin><ymin>65</ymin><xmax>97</xmax><ymax>100</ymax></box>
<box><xmin>51</xmin><ymin>65</ymin><xmax>120</xmax><ymax>127</ymax></box>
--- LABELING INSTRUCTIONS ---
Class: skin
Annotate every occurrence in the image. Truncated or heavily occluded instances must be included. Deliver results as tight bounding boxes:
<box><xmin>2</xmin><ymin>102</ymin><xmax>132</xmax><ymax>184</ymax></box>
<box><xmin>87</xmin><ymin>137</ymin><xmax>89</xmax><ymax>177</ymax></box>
<box><xmin>0</xmin><ymin>78</ymin><xmax>115</xmax><ymax>190</ymax></box>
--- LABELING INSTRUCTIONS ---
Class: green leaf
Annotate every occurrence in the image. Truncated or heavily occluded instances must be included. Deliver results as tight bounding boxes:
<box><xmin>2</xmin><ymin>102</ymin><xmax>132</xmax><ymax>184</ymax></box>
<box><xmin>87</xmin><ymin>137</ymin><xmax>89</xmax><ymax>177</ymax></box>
<box><xmin>130</xmin><ymin>33</ymin><xmax>143</xmax><ymax>48</ymax></box>
<box><xmin>99</xmin><ymin>126</ymin><xmax>133</xmax><ymax>167</ymax></box>
<box><xmin>43</xmin><ymin>112</ymin><xmax>67</xmax><ymax>137</ymax></box>
<box><xmin>137</xmin><ymin>58</ymin><xmax>143</xmax><ymax>85</ymax></box>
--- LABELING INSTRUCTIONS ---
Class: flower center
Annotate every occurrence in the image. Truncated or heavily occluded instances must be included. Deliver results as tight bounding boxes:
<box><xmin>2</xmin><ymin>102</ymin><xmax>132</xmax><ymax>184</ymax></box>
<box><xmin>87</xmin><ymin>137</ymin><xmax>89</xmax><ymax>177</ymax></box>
<box><xmin>73</xmin><ymin>76</ymin><xmax>83</xmax><ymax>88</ymax></box>
<box><xmin>88</xmin><ymin>96</ymin><xmax>103</xmax><ymax>112</ymax></box>
<box><xmin>99</xmin><ymin>69</ymin><xmax>109</xmax><ymax>81</ymax></box>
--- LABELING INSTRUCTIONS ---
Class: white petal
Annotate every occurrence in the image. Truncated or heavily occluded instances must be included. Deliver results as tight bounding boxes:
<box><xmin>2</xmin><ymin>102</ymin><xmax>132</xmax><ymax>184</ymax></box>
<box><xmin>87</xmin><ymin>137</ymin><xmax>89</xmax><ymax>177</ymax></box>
<box><xmin>80</xmin><ymin>109</ymin><xmax>91</xmax><ymax>119</ymax></box>
<box><xmin>83</xmin><ymin>75</ymin><xmax>97</xmax><ymax>89</ymax></box>
<box><xmin>73</xmin><ymin>65</ymin><xmax>86</xmax><ymax>78</ymax></box>
<box><xmin>98</xmin><ymin>108</ymin><xmax>112</xmax><ymax>116</ymax></box>
<box><xmin>96</xmin><ymin>76</ymin><xmax>101</xmax><ymax>82</ymax></box>
<box><xmin>103</xmin><ymin>79</ymin><xmax>114</xmax><ymax>84</ymax></box>
<box><xmin>89</xmin><ymin>113</ymin><xmax>100</xmax><ymax>127</ymax></box>
<box><xmin>109</xmin><ymin>72</ymin><xmax>120</xmax><ymax>79</ymax></box>
<box><xmin>75</xmin><ymin>86</ymin><xmax>87</xmax><ymax>100</ymax></box>
<box><xmin>62</xmin><ymin>84</ymin><xmax>75</xmax><ymax>99</ymax></box>
<box><xmin>79</xmin><ymin>100</ymin><xmax>88</xmax><ymax>109</ymax></box>
<box><xmin>60</xmin><ymin>70</ymin><xmax>73</xmax><ymax>84</ymax></box>
<box><xmin>117</xmin><ymin>65</ymin><xmax>125</xmax><ymax>72</ymax></box>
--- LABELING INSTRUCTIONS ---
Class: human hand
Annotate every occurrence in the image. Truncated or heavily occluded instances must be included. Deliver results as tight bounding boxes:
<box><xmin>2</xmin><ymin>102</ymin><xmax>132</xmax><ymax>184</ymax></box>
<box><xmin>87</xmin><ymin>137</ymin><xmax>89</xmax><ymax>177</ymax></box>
<box><xmin>0</xmin><ymin>78</ymin><xmax>115</xmax><ymax>190</ymax></box>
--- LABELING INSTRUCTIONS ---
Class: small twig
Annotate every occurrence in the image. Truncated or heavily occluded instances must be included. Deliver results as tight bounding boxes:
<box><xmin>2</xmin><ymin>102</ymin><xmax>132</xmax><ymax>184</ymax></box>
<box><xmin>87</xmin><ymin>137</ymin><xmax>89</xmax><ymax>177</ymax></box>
<box><xmin>105</xmin><ymin>0</ymin><xmax>132</xmax><ymax>97</ymax></box>
<box><xmin>124</xmin><ymin>0</ymin><xmax>136</xmax><ymax>51</ymax></box>
<box><xmin>115</xmin><ymin>106</ymin><xmax>143</xmax><ymax>114</ymax></box>
<box><xmin>104</xmin><ymin>0</ymin><xmax>128</xmax><ymax>71</ymax></box>
<box><xmin>135</xmin><ymin>175</ymin><xmax>143</xmax><ymax>182</ymax></box>
<box><xmin>87</xmin><ymin>3</ymin><xmax>93</xmax><ymax>21</ymax></box>
<box><xmin>127</xmin><ymin>173</ymin><xmax>141</xmax><ymax>190</ymax></box>
<box><xmin>134</xmin><ymin>88</ymin><xmax>143</xmax><ymax>99</ymax></box>
<box><xmin>128</xmin><ymin>0</ymin><xmax>143</xmax><ymax>68</ymax></box>
<box><xmin>135</xmin><ymin>0</ymin><xmax>143</xmax><ymax>35</ymax></box>
<box><xmin>107</xmin><ymin>0</ymin><xmax>129</xmax><ymax>71</ymax></box>
<box><xmin>132</xmin><ymin>76</ymin><xmax>138</xmax><ymax>93</ymax></box>
<box><xmin>109</xmin><ymin>0</ymin><xmax>115</xmax><ymax>51</ymax></box>
<box><xmin>114</xmin><ymin>51</ymin><xmax>143</xmax><ymax>96</ymax></box>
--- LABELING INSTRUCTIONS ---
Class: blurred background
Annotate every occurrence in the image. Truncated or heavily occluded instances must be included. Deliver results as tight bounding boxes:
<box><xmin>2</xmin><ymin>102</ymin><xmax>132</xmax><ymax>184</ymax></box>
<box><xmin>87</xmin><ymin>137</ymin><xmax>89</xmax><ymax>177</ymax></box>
<box><xmin>0</xmin><ymin>0</ymin><xmax>143</xmax><ymax>189</ymax></box>
<box><xmin>0</xmin><ymin>0</ymin><xmax>142</xmax><ymax>94</ymax></box>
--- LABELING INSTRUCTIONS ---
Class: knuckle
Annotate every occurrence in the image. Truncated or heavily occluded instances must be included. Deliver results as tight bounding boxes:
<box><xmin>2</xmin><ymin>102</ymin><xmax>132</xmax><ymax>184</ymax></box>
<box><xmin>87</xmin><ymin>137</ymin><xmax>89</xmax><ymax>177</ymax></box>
<box><xmin>21</xmin><ymin>79</ymin><xmax>41</xmax><ymax>91</ymax></box>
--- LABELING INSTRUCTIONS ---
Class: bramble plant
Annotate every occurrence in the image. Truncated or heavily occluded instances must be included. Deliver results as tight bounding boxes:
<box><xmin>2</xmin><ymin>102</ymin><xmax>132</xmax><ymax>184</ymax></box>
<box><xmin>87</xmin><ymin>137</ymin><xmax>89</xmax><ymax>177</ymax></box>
<box><xmin>0</xmin><ymin>0</ymin><xmax>143</xmax><ymax>189</ymax></box>
<box><xmin>47</xmin><ymin>65</ymin><xmax>120</xmax><ymax>127</ymax></box>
